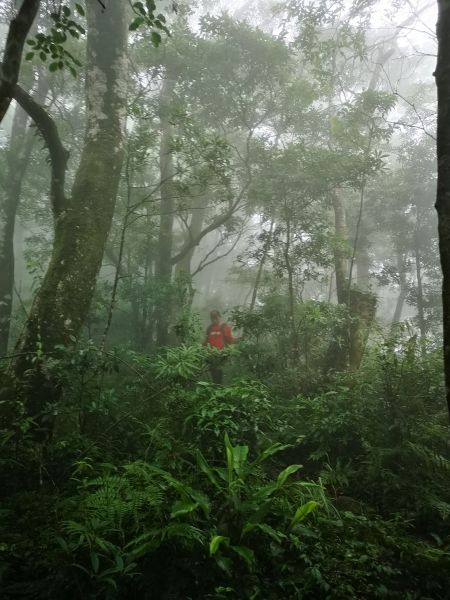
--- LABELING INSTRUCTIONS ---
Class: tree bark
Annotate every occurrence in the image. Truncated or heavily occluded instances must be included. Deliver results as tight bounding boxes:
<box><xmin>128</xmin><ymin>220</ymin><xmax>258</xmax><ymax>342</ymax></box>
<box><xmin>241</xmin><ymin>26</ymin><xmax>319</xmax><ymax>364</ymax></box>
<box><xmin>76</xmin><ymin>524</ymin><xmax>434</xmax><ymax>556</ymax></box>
<box><xmin>0</xmin><ymin>75</ymin><xmax>48</xmax><ymax>355</ymax></box>
<box><xmin>414</xmin><ymin>232</ymin><xmax>426</xmax><ymax>340</ymax></box>
<box><xmin>348</xmin><ymin>289</ymin><xmax>377</xmax><ymax>370</ymax></box>
<box><xmin>173</xmin><ymin>195</ymin><xmax>208</xmax><ymax>310</ymax></box>
<box><xmin>0</xmin><ymin>101</ymin><xmax>31</xmax><ymax>355</ymax></box>
<box><xmin>155</xmin><ymin>76</ymin><xmax>176</xmax><ymax>347</ymax></box>
<box><xmin>391</xmin><ymin>251</ymin><xmax>407</xmax><ymax>325</ymax></box>
<box><xmin>355</xmin><ymin>232</ymin><xmax>370</xmax><ymax>291</ymax></box>
<box><xmin>435</xmin><ymin>0</ymin><xmax>450</xmax><ymax>422</ymax></box>
<box><xmin>284</xmin><ymin>218</ymin><xmax>300</xmax><ymax>359</ymax></box>
<box><xmin>331</xmin><ymin>191</ymin><xmax>349</xmax><ymax>305</ymax></box>
<box><xmin>14</xmin><ymin>1</ymin><xmax>128</xmax><ymax>425</ymax></box>
<box><xmin>0</xmin><ymin>0</ymin><xmax>40</xmax><ymax>125</ymax></box>
<box><xmin>249</xmin><ymin>220</ymin><xmax>274</xmax><ymax>312</ymax></box>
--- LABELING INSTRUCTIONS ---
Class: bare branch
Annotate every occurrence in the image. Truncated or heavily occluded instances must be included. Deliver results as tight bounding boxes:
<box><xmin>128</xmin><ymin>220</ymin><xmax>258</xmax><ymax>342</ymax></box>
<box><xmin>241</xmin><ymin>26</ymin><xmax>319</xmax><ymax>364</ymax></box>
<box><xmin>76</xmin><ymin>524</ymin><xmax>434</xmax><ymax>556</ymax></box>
<box><xmin>192</xmin><ymin>224</ymin><xmax>246</xmax><ymax>277</ymax></box>
<box><xmin>170</xmin><ymin>180</ymin><xmax>250</xmax><ymax>266</ymax></box>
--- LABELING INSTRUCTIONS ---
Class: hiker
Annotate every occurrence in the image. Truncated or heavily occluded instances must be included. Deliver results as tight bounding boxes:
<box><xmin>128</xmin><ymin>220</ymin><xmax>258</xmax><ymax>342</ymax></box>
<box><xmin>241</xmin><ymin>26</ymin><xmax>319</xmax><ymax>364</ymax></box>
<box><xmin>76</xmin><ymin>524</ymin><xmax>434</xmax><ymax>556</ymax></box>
<box><xmin>203</xmin><ymin>310</ymin><xmax>238</xmax><ymax>384</ymax></box>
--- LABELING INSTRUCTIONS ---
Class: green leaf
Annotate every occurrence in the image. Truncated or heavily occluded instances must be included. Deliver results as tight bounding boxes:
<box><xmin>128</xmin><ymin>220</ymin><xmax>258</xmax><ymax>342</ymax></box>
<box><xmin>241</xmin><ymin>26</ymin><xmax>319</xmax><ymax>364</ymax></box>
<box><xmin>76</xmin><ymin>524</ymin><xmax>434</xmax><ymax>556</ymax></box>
<box><xmin>224</xmin><ymin>433</ymin><xmax>248</xmax><ymax>479</ymax></box>
<box><xmin>241</xmin><ymin>522</ymin><xmax>286</xmax><ymax>543</ymax></box>
<box><xmin>170</xmin><ymin>500</ymin><xmax>199</xmax><ymax>518</ymax></box>
<box><xmin>224</xmin><ymin>433</ymin><xmax>234</xmax><ymax>483</ymax></box>
<box><xmin>276</xmin><ymin>464</ymin><xmax>302</xmax><ymax>487</ymax></box>
<box><xmin>215</xmin><ymin>555</ymin><xmax>232</xmax><ymax>575</ymax></box>
<box><xmin>25</xmin><ymin>52</ymin><xmax>34</xmax><ymax>61</ymax></box>
<box><xmin>133</xmin><ymin>2</ymin><xmax>146</xmax><ymax>15</ymax></box>
<box><xmin>75</xmin><ymin>3</ymin><xmax>85</xmax><ymax>16</ymax></box>
<box><xmin>291</xmin><ymin>500</ymin><xmax>318</xmax><ymax>528</ymax></box>
<box><xmin>210</xmin><ymin>535</ymin><xmax>229</xmax><ymax>556</ymax></box>
<box><xmin>129</xmin><ymin>16</ymin><xmax>145</xmax><ymax>31</ymax></box>
<box><xmin>253</xmin><ymin>482</ymin><xmax>278</xmax><ymax>501</ymax></box>
<box><xmin>90</xmin><ymin>550</ymin><xmax>99</xmax><ymax>573</ymax></box>
<box><xmin>231</xmin><ymin>545</ymin><xmax>255</xmax><ymax>567</ymax></box>
<box><xmin>196</xmin><ymin>450</ymin><xmax>221</xmax><ymax>489</ymax></box>
<box><xmin>232</xmin><ymin>445</ymin><xmax>249</xmax><ymax>477</ymax></box>
<box><xmin>151</xmin><ymin>31</ymin><xmax>162</xmax><ymax>47</ymax></box>
<box><xmin>252</xmin><ymin>442</ymin><xmax>292</xmax><ymax>466</ymax></box>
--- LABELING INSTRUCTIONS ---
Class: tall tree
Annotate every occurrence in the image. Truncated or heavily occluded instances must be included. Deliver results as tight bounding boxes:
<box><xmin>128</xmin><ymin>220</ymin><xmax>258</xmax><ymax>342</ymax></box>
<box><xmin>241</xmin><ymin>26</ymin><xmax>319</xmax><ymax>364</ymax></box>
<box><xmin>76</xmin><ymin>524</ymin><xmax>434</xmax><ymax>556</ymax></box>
<box><xmin>155</xmin><ymin>75</ymin><xmax>176</xmax><ymax>347</ymax></box>
<box><xmin>14</xmin><ymin>0</ymin><xmax>128</xmax><ymax>423</ymax></box>
<box><xmin>435</xmin><ymin>0</ymin><xmax>450</xmax><ymax>421</ymax></box>
<box><xmin>0</xmin><ymin>74</ymin><xmax>47</xmax><ymax>355</ymax></box>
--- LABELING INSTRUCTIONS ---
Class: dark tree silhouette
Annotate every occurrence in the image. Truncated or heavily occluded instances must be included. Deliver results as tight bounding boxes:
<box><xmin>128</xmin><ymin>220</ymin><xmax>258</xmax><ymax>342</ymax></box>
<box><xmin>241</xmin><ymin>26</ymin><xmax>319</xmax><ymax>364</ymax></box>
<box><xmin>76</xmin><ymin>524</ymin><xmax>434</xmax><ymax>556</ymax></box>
<box><xmin>435</xmin><ymin>0</ymin><xmax>450</xmax><ymax>421</ymax></box>
<box><xmin>0</xmin><ymin>0</ymin><xmax>40</xmax><ymax>125</ymax></box>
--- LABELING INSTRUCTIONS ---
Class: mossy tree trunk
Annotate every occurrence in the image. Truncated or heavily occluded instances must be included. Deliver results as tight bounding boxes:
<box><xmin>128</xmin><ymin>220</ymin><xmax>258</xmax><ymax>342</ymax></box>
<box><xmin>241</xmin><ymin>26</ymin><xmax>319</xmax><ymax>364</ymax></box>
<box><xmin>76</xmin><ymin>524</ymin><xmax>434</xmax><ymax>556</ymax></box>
<box><xmin>14</xmin><ymin>1</ymin><xmax>128</xmax><ymax>424</ymax></box>
<box><xmin>435</xmin><ymin>0</ymin><xmax>450</xmax><ymax>422</ymax></box>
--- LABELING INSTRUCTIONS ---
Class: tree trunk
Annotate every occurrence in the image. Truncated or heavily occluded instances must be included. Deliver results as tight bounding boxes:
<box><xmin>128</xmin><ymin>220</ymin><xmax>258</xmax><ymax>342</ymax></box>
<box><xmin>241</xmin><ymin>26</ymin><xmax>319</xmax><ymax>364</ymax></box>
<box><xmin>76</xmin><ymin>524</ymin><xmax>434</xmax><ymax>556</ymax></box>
<box><xmin>284</xmin><ymin>218</ymin><xmax>300</xmax><ymax>359</ymax></box>
<box><xmin>348</xmin><ymin>289</ymin><xmax>377</xmax><ymax>370</ymax></box>
<box><xmin>0</xmin><ymin>103</ymin><xmax>31</xmax><ymax>355</ymax></box>
<box><xmin>391</xmin><ymin>250</ymin><xmax>408</xmax><ymax>325</ymax></box>
<box><xmin>173</xmin><ymin>195</ymin><xmax>208</xmax><ymax>314</ymax></box>
<box><xmin>331</xmin><ymin>191</ymin><xmax>349</xmax><ymax>305</ymax></box>
<box><xmin>435</xmin><ymin>0</ymin><xmax>450</xmax><ymax>422</ymax></box>
<box><xmin>155</xmin><ymin>77</ymin><xmax>176</xmax><ymax>347</ymax></box>
<box><xmin>355</xmin><ymin>232</ymin><xmax>370</xmax><ymax>291</ymax></box>
<box><xmin>0</xmin><ymin>0</ymin><xmax>40</xmax><ymax>125</ymax></box>
<box><xmin>249</xmin><ymin>220</ymin><xmax>274</xmax><ymax>312</ymax></box>
<box><xmin>0</xmin><ymin>76</ymin><xmax>48</xmax><ymax>355</ymax></box>
<box><xmin>414</xmin><ymin>233</ymin><xmax>426</xmax><ymax>340</ymax></box>
<box><xmin>14</xmin><ymin>1</ymin><xmax>128</xmax><ymax>425</ymax></box>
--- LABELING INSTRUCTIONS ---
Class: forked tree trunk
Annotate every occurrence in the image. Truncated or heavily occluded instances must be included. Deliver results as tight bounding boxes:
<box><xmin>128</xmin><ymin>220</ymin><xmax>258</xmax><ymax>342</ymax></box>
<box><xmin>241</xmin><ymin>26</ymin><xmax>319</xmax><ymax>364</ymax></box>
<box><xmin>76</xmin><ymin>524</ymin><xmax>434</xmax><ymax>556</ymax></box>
<box><xmin>434</xmin><ymin>0</ymin><xmax>450</xmax><ymax>421</ymax></box>
<box><xmin>173</xmin><ymin>195</ymin><xmax>208</xmax><ymax>311</ymax></box>
<box><xmin>14</xmin><ymin>1</ymin><xmax>128</xmax><ymax>424</ymax></box>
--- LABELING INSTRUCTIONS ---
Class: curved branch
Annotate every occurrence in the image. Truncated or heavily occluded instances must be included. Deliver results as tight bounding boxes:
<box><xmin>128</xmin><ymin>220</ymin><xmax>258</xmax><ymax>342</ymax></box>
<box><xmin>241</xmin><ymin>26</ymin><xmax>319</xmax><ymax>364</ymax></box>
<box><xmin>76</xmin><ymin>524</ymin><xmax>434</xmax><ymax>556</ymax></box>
<box><xmin>170</xmin><ymin>181</ymin><xmax>250</xmax><ymax>265</ymax></box>
<box><xmin>0</xmin><ymin>0</ymin><xmax>40</xmax><ymax>124</ymax></box>
<box><xmin>13</xmin><ymin>83</ymin><xmax>69</xmax><ymax>215</ymax></box>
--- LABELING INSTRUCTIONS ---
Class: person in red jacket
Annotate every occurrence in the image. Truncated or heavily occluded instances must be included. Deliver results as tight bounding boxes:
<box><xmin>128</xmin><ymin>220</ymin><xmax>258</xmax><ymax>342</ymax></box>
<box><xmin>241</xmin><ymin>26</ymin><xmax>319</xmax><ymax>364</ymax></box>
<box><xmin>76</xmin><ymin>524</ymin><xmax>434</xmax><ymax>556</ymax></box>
<box><xmin>203</xmin><ymin>309</ymin><xmax>238</xmax><ymax>383</ymax></box>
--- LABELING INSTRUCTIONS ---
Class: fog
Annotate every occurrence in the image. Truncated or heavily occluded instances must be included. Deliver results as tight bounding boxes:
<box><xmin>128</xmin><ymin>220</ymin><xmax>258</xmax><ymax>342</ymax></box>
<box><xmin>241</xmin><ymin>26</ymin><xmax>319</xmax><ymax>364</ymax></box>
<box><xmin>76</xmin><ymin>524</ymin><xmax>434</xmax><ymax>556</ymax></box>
<box><xmin>1</xmin><ymin>2</ymin><xmax>449</xmax><ymax>597</ymax></box>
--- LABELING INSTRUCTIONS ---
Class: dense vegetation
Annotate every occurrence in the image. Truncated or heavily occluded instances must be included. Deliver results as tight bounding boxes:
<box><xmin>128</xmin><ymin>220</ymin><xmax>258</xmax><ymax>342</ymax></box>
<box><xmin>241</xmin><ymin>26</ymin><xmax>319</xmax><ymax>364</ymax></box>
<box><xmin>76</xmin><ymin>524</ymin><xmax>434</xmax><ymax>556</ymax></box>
<box><xmin>1</xmin><ymin>332</ymin><xmax>450</xmax><ymax>598</ymax></box>
<box><xmin>0</xmin><ymin>1</ymin><xmax>449</xmax><ymax>598</ymax></box>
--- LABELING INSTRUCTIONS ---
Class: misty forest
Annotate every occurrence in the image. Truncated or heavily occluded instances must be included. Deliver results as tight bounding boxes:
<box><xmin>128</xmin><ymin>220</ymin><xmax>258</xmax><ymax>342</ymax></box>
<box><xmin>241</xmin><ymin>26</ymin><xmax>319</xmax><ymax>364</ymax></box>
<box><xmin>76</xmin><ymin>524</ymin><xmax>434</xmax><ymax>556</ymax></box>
<box><xmin>1</xmin><ymin>0</ymin><xmax>450</xmax><ymax>598</ymax></box>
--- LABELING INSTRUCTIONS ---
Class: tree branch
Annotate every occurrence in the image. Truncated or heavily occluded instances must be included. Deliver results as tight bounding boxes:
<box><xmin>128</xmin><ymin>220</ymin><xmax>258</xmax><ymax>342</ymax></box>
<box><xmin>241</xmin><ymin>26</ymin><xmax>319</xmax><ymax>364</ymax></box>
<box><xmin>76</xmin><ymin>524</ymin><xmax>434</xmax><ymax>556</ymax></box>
<box><xmin>170</xmin><ymin>181</ymin><xmax>250</xmax><ymax>266</ymax></box>
<box><xmin>0</xmin><ymin>0</ymin><xmax>40</xmax><ymax>124</ymax></box>
<box><xmin>13</xmin><ymin>83</ymin><xmax>69</xmax><ymax>216</ymax></box>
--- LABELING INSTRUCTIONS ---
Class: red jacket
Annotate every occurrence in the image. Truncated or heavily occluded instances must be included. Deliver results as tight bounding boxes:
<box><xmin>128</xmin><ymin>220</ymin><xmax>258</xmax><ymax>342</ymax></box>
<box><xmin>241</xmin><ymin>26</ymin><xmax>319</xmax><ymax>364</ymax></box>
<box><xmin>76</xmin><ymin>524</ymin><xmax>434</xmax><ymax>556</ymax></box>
<box><xmin>204</xmin><ymin>323</ymin><xmax>237</xmax><ymax>350</ymax></box>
